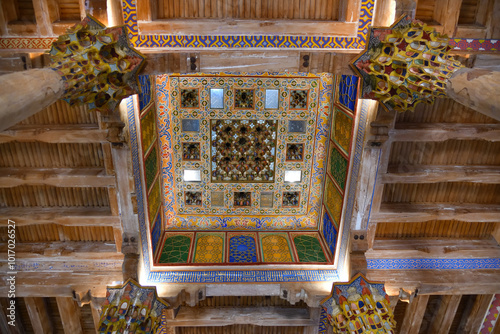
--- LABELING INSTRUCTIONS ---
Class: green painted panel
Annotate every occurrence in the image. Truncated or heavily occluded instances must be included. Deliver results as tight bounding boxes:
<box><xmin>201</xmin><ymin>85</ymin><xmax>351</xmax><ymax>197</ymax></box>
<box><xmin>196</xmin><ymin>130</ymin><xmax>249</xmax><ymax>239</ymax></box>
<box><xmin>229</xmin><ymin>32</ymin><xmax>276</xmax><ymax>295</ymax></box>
<box><xmin>159</xmin><ymin>235</ymin><xmax>191</xmax><ymax>263</ymax></box>
<box><xmin>293</xmin><ymin>235</ymin><xmax>327</xmax><ymax>263</ymax></box>
<box><xmin>329</xmin><ymin>146</ymin><xmax>348</xmax><ymax>191</ymax></box>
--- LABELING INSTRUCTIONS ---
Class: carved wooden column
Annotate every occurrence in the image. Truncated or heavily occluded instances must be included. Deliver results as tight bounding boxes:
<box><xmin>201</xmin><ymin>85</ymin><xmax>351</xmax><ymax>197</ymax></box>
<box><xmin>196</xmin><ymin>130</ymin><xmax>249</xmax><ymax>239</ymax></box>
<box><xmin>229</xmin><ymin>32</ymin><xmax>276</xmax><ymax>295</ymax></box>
<box><xmin>351</xmin><ymin>15</ymin><xmax>500</xmax><ymax>121</ymax></box>
<box><xmin>0</xmin><ymin>15</ymin><xmax>145</xmax><ymax>132</ymax></box>
<box><xmin>446</xmin><ymin>68</ymin><xmax>500</xmax><ymax>121</ymax></box>
<box><xmin>0</xmin><ymin>69</ymin><xmax>64</xmax><ymax>131</ymax></box>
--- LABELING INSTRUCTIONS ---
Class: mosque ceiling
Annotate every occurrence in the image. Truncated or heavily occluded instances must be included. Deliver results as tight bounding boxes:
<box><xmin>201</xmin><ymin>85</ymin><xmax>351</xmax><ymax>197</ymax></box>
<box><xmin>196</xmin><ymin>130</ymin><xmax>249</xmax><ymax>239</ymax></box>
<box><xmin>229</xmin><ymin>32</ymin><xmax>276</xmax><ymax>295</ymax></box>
<box><xmin>132</xmin><ymin>73</ymin><xmax>362</xmax><ymax>273</ymax></box>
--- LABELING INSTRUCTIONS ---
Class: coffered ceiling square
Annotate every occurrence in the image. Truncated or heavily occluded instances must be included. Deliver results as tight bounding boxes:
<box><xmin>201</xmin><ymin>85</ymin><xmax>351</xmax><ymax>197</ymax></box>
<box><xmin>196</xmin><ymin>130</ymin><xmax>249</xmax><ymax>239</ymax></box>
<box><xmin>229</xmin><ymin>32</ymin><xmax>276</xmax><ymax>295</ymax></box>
<box><xmin>156</xmin><ymin>73</ymin><xmax>333</xmax><ymax>230</ymax></box>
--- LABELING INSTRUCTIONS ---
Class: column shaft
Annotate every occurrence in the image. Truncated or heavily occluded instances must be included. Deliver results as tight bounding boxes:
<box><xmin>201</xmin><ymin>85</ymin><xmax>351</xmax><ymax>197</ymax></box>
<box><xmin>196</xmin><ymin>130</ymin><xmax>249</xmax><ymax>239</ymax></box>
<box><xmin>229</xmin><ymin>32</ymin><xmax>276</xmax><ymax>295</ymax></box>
<box><xmin>446</xmin><ymin>68</ymin><xmax>500</xmax><ymax>122</ymax></box>
<box><xmin>0</xmin><ymin>68</ymin><xmax>64</xmax><ymax>131</ymax></box>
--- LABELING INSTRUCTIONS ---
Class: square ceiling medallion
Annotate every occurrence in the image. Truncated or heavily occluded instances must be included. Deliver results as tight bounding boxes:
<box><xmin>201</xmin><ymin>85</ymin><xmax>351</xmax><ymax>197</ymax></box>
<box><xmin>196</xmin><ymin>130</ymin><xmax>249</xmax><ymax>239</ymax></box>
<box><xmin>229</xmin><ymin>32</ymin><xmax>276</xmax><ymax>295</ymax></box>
<box><xmin>156</xmin><ymin>73</ymin><xmax>334</xmax><ymax>230</ymax></box>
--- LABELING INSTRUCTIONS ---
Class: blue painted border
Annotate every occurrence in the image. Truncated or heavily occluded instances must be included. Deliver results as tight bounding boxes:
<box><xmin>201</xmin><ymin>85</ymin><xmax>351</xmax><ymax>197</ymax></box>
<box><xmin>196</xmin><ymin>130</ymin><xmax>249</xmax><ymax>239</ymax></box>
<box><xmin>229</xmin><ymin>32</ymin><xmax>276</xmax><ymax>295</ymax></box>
<box><xmin>367</xmin><ymin>258</ymin><xmax>500</xmax><ymax>270</ymax></box>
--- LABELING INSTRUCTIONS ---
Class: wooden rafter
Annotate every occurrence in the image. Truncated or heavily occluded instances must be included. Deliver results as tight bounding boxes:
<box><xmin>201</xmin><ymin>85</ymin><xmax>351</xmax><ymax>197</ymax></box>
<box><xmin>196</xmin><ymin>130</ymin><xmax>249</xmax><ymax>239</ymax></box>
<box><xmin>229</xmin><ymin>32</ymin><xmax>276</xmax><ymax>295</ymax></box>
<box><xmin>428</xmin><ymin>295</ymin><xmax>462</xmax><ymax>334</ymax></box>
<box><xmin>399</xmin><ymin>295</ymin><xmax>430</xmax><ymax>334</ymax></box>
<box><xmin>0</xmin><ymin>128</ymin><xmax>108</xmax><ymax>144</ymax></box>
<box><xmin>25</xmin><ymin>297</ymin><xmax>53</xmax><ymax>334</ymax></box>
<box><xmin>459</xmin><ymin>294</ymin><xmax>495</xmax><ymax>333</ymax></box>
<box><xmin>56</xmin><ymin>297</ymin><xmax>83</xmax><ymax>334</ymax></box>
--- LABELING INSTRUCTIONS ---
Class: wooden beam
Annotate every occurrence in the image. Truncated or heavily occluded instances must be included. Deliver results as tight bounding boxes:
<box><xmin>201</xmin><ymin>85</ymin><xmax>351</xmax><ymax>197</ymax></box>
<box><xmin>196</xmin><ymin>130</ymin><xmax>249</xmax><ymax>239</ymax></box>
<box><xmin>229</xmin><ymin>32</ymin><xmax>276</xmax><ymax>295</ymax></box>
<box><xmin>0</xmin><ymin>128</ymin><xmax>108</xmax><ymax>143</ymax></box>
<box><xmin>0</xmin><ymin>168</ymin><xmax>116</xmax><ymax>188</ymax></box>
<box><xmin>428</xmin><ymin>295</ymin><xmax>462</xmax><ymax>334</ymax></box>
<box><xmin>56</xmin><ymin>297</ymin><xmax>83</xmax><ymax>334</ymax></box>
<box><xmin>0</xmin><ymin>242</ymin><xmax>123</xmax><ymax>274</ymax></box>
<box><xmin>168</xmin><ymin>306</ymin><xmax>316</xmax><ymax>327</ymax></box>
<box><xmin>0</xmin><ymin>252</ymin><xmax>123</xmax><ymax>272</ymax></box>
<box><xmin>399</xmin><ymin>295</ymin><xmax>430</xmax><ymax>334</ymax></box>
<box><xmin>0</xmin><ymin>272</ymin><xmax>122</xmax><ymax>297</ymax></box>
<box><xmin>141</xmin><ymin>51</ymin><xmax>358</xmax><ymax>76</ymax></box>
<box><xmin>0</xmin><ymin>207</ymin><xmax>119</xmax><ymax>227</ymax></box>
<box><xmin>390</xmin><ymin>123</ymin><xmax>500</xmax><ymax>142</ymax></box>
<box><xmin>111</xmin><ymin>145</ymin><xmax>139</xmax><ymax>236</ymax></box>
<box><xmin>137</xmin><ymin>20</ymin><xmax>357</xmax><ymax>37</ymax></box>
<box><xmin>381</xmin><ymin>165</ymin><xmax>500</xmax><ymax>184</ymax></box>
<box><xmin>459</xmin><ymin>294</ymin><xmax>494</xmax><ymax>333</ymax></box>
<box><xmin>25</xmin><ymin>297</ymin><xmax>53</xmax><ymax>334</ymax></box>
<box><xmin>367</xmin><ymin>269</ymin><xmax>500</xmax><ymax>295</ymax></box>
<box><xmin>0</xmin><ymin>241</ymin><xmax>117</xmax><ymax>254</ymax></box>
<box><xmin>366</xmin><ymin>107</ymin><xmax>397</xmax><ymax>248</ymax></box>
<box><xmin>367</xmin><ymin>238</ymin><xmax>500</xmax><ymax>259</ymax></box>
<box><xmin>372</xmin><ymin>203</ymin><xmax>500</xmax><ymax>223</ymax></box>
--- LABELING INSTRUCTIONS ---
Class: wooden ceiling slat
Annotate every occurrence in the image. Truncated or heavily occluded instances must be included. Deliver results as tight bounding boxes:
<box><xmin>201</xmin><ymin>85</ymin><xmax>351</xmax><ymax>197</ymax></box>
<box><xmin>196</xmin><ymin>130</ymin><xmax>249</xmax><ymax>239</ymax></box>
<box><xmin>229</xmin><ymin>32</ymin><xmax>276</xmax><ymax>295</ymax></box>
<box><xmin>375</xmin><ymin>221</ymin><xmax>496</xmax><ymax>239</ymax></box>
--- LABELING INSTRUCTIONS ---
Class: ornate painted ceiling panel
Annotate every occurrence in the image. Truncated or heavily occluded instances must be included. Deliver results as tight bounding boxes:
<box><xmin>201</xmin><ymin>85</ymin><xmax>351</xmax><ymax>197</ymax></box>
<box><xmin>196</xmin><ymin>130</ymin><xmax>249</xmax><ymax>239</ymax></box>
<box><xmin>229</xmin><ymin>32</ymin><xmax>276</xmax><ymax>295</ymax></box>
<box><xmin>156</xmin><ymin>73</ymin><xmax>333</xmax><ymax>230</ymax></box>
<box><xmin>130</xmin><ymin>74</ymin><xmax>366</xmax><ymax>281</ymax></box>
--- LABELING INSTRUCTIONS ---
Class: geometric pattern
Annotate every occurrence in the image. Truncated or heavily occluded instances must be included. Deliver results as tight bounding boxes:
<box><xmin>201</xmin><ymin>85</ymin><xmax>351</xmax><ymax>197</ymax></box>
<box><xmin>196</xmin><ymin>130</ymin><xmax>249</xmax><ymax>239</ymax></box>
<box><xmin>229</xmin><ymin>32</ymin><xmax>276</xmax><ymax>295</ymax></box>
<box><xmin>4</xmin><ymin>0</ymin><xmax>500</xmax><ymax>56</ymax></box>
<box><xmin>367</xmin><ymin>258</ymin><xmax>500</xmax><ymax>270</ymax></box>
<box><xmin>151</xmin><ymin>211</ymin><xmax>162</xmax><ymax>256</ymax></box>
<box><xmin>234</xmin><ymin>89</ymin><xmax>254</xmax><ymax>109</ymax></box>
<box><xmin>159</xmin><ymin>235</ymin><xmax>191</xmax><ymax>264</ymax></box>
<box><xmin>228</xmin><ymin>234</ymin><xmax>258</xmax><ymax>263</ymax></box>
<box><xmin>318</xmin><ymin>308</ymin><xmax>329</xmax><ymax>334</ymax></box>
<box><xmin>182</xmin><ymin>142</ymin><xmax>200</xmax><ymax>160</ymax></box>
<box><xmin>210</xmin><ymin>119</ymin><xmax>276</xmax><ymax>182</ymax></box>
<box><xmin>181</xmin><ymin>89</ymin><xmax>199</xmax><ymax>108</ymax></box>
<box><xmin>480</xmin><ymin>294</ymin><xmax>500</xmax><ymax>334</ymax></box>
<box><xmin>337</xmin><ymin>75</ymin><xmax>358</xmax><ymax>112</ymax></box>
<box><xmin>329</xmin><ymin>146</ymin><xmax>348</xmax><ymax>191</ymax></box>
<box><xmin>194</xmin><ymin>233</ymin><xmax>224</xmax><ymax>263</ymax></box>
<box><xmin>140</xmin><ymin>106</ymin><xmax>157</xmax><ymax>153</ymax></box>
<box><xmin>139</xmin><ymin>75</ymin><xmax>152</xmax><ymax>111</ymax></box>
<box><xmin>261</xmin><ymin>234</ymin><xmax>293</xmax><ymax>262</ymax></box>
<box><xmin>185</xmin><ymin>191</ymin><xmax>202</xmax><ymax>206</ymax></box>
<box><xmin>322</xmin><ymin>210</ymin><xmax>337</xmax><ymax>257</ymax></box>
<box><xmin>289</xmin><ymin>90</ymin><xmax>308</xmax><ymax>109</ymax></box>
<box><xmin>161</xmin><ymin>73</ymin><xmax>331</xmax><ymax>226</ymax></box>
<box><xmin>144</xmin><ymin>145</ymin><xmax>158</xmax><ymax>191</ymax></box>
<box><xmin>148</xmin><ymin>179</ymin><xmax>161</xmax><ymax>222</ymax></box>
<box><xmin>333</xmin><ymin>108</ymin><xmax>353</xmax><ymax>154</ymax></box>
<box><xmin>286</xmin><ymin>143</ymin><xmax>304</xmax><ymax>161</ymax></box>
<box><xmin>293</xmin><ymin>235</ymin><xmax>327</xmax><ymax>263</ymax></box>
<box><xmin>324</xmin><ymin>178</ymin><xmax>343</xmax><ymax>225</ymax></box>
